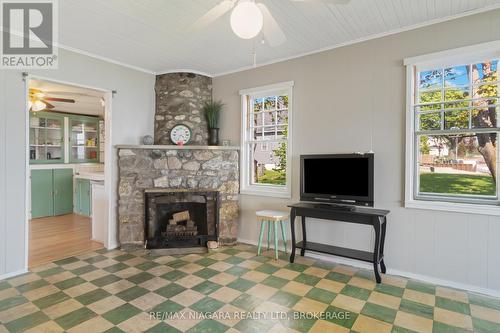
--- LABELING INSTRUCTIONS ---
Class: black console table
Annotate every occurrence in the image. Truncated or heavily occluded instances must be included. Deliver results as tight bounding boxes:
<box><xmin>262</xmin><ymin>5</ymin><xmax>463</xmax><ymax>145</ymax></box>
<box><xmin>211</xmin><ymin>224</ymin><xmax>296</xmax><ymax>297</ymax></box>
<box><xmin>288</xmin><ymin>203</ymin><xmax>389</xmax><ymax>283</ymax></box>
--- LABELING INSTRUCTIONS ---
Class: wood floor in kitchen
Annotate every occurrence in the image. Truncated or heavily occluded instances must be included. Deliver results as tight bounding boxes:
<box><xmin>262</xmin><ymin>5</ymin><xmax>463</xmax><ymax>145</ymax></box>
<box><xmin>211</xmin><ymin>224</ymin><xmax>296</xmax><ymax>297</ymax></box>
<box><xmin>29</xmin><ymin>214</ymin><xmax>103</xmax><ymax>268</ymax></box>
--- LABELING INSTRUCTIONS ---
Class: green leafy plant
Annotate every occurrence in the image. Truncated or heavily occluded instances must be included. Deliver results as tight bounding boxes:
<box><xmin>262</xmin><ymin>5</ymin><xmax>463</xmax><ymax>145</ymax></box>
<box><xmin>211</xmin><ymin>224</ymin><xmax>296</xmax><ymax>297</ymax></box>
<box><xmin>272</xmin><ymin>125</ymin><xmax>288</xmax><ymax>173</ymax></box>
<box><xmin>203</xmin><ymin>100</ymin><xmax>225</xmax><ymax>129</ymax></box>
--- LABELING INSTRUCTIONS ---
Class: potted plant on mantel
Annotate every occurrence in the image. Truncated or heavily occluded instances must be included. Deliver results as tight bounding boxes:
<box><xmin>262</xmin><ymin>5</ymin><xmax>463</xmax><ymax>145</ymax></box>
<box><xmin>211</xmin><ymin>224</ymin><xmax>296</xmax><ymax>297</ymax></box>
<box><xmin>203</xmin><ymin>100</ymin><xmax>224</xmax><ymax>146</ymax></box>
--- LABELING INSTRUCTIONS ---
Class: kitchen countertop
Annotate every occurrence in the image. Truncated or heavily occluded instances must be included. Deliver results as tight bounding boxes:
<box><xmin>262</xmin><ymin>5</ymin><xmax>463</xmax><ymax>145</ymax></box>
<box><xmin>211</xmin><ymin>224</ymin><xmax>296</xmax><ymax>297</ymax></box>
<box><xmin>74</xmin><ymin>171</ymin><xmax>105</xmax><ymax>182</ymax></box>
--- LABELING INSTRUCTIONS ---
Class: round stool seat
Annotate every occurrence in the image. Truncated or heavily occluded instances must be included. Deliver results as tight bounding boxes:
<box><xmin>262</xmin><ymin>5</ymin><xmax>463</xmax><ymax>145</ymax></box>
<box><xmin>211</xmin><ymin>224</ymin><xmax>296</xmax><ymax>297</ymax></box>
<box><xmin>256</xmin><ymin>210</ymin><xmax>289</xmax><ymax>221</ymax></box>
<box><xmin>256</xmin><ymin>210</ymin><xmax>289</xmax><ymax>260</ymax></box>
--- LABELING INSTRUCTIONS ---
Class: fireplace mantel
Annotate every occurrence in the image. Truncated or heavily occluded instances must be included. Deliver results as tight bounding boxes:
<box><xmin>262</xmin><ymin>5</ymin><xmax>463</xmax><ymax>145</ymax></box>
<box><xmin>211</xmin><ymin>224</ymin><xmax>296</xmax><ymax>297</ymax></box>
<box><xmin>115</xmin><ymin>145</ymin><xmax>240</xmax><ymax>150</ymax></box>
<box><xmin>144</xmin><ymin>188</ymin><xmax>218</xmax><ymax>194</ymax></box>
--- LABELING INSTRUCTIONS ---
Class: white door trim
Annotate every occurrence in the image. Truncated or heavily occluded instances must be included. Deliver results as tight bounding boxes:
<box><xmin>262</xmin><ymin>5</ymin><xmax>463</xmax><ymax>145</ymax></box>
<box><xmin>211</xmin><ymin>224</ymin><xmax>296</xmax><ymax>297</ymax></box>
<box><xmin>24</xmin><ymin>74</ymin><xmax>114</xmax><ymax>271</ymax></box>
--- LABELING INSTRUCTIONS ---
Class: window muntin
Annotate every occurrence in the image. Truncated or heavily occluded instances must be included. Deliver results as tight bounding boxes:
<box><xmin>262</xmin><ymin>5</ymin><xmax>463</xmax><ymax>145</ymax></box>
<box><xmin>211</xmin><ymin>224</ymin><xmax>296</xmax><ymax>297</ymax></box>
<box><xmin>414</xmin><ymin>59</ymin><xmax>499</xmax><ymax>202</ymax></box>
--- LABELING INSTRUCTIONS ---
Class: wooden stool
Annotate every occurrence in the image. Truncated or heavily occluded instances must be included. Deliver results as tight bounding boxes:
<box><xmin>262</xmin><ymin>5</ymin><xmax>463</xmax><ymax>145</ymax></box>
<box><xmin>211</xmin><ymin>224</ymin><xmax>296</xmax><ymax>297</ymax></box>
<box><xmin>256</xmin><ymin>210</ymin><xmax>289</xmax><ymax>260</ymax></box>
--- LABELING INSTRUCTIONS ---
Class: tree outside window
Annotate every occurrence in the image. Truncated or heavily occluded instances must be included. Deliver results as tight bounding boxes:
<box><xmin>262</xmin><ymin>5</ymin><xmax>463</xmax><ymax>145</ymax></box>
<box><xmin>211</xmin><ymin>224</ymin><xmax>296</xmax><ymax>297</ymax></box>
<box><xmin>416</xmin><ymin>59</ymin><xmax>499</xmax><ymax>199</ymax></box>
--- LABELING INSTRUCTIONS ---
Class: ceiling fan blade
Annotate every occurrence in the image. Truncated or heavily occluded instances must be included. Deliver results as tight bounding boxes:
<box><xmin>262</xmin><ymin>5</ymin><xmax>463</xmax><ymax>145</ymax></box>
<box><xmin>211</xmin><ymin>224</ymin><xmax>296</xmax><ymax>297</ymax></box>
<box><xmin>44</xmin><ymin>97</ymin><xmax>76</xmax><ymax>103</ymax></box>
<box><xmin>46</xmin><ymin>91</ymin><xmax>93</xmax><ymax>97</ymax></box>
<box><xmin>43</xmin><ymin>101</ymin><xmax>55</xmax><ymax>109</ymax></box>
<box><xmin>289</xmin><ymin>0</ymin><xmax>350</xmax><ymax>4</ymax></box>
<box><xmin>190</xmin><ymin>0</ymin><xmax>235</xmax><ymax>31</ymax></box>
<box><xmin>256</xmin><ymin>3</ymin><xmax>286</xmax><ymax>47</ymax></box>
<box><xmin>29</xmin><ymin>88</ymin><xmax>45</xmax><ymax>99</ymax></box>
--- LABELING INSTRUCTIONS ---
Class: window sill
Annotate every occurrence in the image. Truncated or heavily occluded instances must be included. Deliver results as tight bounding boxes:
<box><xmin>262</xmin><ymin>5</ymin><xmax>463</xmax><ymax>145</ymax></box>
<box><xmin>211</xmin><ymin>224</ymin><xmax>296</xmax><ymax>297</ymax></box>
<box><xmin>240</xmin><ymin>187</ymin><xmax>292</xmax><ymax>199</ymax></box>
<box><xmin>405</xmin><ymin>199</ymin><xmax>500</xmax><ymax>216</ymax></box>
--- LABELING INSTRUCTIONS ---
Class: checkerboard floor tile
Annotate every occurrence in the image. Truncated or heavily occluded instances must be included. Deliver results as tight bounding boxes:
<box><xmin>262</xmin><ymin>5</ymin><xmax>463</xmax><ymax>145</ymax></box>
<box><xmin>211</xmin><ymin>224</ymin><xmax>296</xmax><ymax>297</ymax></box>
<box><xmin>1</xmin><ymin>244</ymin><xmax>500</xmax><ymax>333</ymax></box>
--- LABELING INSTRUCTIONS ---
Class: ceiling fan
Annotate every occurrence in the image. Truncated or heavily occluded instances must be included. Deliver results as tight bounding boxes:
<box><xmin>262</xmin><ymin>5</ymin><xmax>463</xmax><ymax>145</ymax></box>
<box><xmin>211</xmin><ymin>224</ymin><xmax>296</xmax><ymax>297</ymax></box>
<box><xmin>29</xmin><ymin>88</ymin><xmax>75</xmax><ymax>112</ymax></box>
<box><xmin>191</xmin><ymin>0</ymin><xmax>350</xmax><ymax>47</ymax></box>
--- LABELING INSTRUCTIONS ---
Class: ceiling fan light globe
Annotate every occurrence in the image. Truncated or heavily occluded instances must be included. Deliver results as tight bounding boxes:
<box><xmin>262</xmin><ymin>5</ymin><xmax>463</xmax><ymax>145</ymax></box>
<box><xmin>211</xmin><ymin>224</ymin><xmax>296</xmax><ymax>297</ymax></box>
<box><xmin>230</xmin><ymin>1</ymin><xmax>263</xmax><ymax>39</ymax></box>
<box><xmin>31</xmin><ymin>100</ymin><xmax>46</xmax><ymax>112</ymax></box>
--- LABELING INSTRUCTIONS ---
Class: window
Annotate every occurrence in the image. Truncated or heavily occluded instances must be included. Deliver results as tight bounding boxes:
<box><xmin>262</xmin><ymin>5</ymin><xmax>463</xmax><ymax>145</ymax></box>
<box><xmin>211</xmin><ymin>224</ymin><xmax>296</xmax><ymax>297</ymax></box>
<box><xmin>240</xmin><ymin>82</ymin><xmax>293</xmax><ymax>198</ymax></box>
<box><xmin>405</xmin><ymin>42</ymin><xmax>500</xmax><ymax>213</ymax></box>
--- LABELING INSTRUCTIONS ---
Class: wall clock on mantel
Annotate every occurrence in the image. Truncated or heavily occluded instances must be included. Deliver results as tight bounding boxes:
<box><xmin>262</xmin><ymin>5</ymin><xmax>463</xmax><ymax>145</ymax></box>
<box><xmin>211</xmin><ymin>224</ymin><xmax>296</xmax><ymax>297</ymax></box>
<box><xmin>170</xmin><ymin>124</ymin><xmax>192</xmax><ymax>145</ymax></box>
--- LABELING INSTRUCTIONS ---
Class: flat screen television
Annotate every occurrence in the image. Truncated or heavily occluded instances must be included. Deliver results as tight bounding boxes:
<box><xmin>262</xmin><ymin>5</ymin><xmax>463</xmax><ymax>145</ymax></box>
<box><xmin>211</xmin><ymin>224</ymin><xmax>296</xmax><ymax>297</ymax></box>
<box><xmin>300</xmin><ymin>153</ymin><xmax>374</xmax><ymax>207</ymax></box>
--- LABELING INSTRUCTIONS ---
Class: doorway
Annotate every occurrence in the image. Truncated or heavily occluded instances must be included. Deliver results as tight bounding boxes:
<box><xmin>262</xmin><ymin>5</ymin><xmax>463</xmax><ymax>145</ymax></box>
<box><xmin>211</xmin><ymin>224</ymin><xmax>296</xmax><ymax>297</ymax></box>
<box><xmin>26</xmin><ymin>78</ymin><xmax>111</xmax><ymax>267</ymax></box>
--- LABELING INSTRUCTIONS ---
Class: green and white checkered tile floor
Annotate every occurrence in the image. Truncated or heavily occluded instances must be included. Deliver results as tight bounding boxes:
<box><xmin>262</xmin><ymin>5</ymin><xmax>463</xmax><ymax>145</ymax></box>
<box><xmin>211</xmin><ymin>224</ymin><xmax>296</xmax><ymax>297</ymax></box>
<box><xmin>1</xmin><ymin>244</ymin><xmax>499</xmax><ymax>333</ymax></box>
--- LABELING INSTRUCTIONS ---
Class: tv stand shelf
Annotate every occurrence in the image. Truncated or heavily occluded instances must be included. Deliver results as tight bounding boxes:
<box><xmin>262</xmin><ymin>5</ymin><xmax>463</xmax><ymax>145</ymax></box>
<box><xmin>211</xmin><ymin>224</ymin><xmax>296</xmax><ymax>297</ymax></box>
<box><xmin>288</xmin><ymin>202</ymin><xmax>389</xmax><ymax>283</ymax></box>
<box><xmin>295</xmin><ymin>241</ymin><xmax>384</xmax><ymax>264</ymax></box>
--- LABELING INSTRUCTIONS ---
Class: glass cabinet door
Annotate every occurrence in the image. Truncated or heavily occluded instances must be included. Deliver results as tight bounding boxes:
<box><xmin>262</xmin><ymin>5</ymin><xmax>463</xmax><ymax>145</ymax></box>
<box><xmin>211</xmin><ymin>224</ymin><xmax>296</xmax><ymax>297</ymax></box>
<box><xmin>29</xmin><ymin>113</ymin><xmax>64</xmax><ymax>164</ymax></box>
<box><xmin>69</xmin><ymin>116</ymin><xmax>99</xmax><ymax>163</ymax></box>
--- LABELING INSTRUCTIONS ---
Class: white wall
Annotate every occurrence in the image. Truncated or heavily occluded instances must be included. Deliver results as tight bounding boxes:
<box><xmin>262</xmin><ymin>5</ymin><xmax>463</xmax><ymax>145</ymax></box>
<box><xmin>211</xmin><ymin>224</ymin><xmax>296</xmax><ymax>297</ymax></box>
<box><xmin>0</xmin><ymin>48</ymin><xmax>155</xmax><ymax>278</ymax></box>
<box><xmin>213</xmin><ymin>9</ymin><xmax>500</xmax><ymax>294</ymax></box>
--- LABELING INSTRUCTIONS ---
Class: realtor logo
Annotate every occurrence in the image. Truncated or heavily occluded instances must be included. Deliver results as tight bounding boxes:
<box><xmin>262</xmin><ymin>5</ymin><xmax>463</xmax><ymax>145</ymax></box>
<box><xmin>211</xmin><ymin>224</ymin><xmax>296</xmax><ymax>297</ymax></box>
<box><xmin>1</xmin><ymin>0</ymin><xmax>58</xmax><ymax>68</ymax></box>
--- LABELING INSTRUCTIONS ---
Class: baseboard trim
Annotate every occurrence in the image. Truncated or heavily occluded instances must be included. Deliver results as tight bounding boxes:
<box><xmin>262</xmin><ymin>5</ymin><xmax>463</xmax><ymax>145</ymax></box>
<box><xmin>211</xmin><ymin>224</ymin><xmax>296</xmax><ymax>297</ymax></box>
<box><xmin>107</xmin><ymin>242</ymin><xmax>119</xmax><ymax>250</ymax></box>
<box><xmin>0</xmin><ymin>269</ymin><xmax>29</xmax><ymax>281</ymax></box>
<box><xmin>237</xmin><ymin>237</ymin><xmax>500</xmax><ymax>298</ymax></box>
<box><xmin>386</xmin><ymin>268</ymin><xmax>500</xmax><ymax>298</ymax></box>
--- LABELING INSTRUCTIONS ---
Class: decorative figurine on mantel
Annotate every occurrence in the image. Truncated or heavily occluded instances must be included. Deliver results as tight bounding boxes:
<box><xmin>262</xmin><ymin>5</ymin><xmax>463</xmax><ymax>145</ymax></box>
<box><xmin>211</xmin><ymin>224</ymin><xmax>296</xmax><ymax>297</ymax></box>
<box><xmin>203</xmin><ymin>100</ymin><xmax>224</xmax><ymax>146</ymax></box>
<box><xmin>142</xmin><ymin>135</ymin><xmax>154</xmax><ymax>145</ymax></box>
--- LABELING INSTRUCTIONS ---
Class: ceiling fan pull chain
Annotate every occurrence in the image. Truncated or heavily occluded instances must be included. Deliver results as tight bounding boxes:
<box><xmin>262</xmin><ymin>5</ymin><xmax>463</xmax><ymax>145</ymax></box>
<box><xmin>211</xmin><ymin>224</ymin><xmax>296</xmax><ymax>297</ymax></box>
<box><xmin>252</xmin><ymin>39</ymin><xmax>257</xmax><ymax>67</ymax></box>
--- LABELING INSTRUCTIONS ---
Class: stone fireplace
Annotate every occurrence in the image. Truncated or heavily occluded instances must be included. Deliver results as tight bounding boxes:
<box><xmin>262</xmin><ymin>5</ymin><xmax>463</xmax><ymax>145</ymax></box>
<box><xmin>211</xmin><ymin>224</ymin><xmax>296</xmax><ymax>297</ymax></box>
<box><xmin>117</xmin><ymin>72</ymin><xmax>239</xmax><ymax>249</ymax></box>
<box><xmin>144</xmin><ymin>189</ymin><xmax>219</xmax><ymax>249</ymax></box>
<box><xmin>117</xmin><ymin>146</ymin><xmax>239</xmax><ymax>247</ymax></box>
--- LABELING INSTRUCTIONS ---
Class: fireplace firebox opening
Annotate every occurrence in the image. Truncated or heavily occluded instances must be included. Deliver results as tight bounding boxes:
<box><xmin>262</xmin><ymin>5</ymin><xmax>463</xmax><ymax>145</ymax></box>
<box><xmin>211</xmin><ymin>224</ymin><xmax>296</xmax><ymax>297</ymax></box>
<box><xmin>145</xmin><ymin>189</ymin><xmax>219</xmax><ymax>249</ymax></box>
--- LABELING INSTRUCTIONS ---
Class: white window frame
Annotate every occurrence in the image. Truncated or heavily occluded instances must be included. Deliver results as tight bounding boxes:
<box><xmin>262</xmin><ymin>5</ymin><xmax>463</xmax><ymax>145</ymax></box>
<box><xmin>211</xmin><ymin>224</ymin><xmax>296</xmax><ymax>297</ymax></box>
<box><xmin>404</xmin><ymin>40</ymin><xmax>500</xmax><ymax>215</ymax></box>
<box><xmin>239</xmin><ymin>81</ymin><xmax>293</xmax><ymax>198</ymax></box>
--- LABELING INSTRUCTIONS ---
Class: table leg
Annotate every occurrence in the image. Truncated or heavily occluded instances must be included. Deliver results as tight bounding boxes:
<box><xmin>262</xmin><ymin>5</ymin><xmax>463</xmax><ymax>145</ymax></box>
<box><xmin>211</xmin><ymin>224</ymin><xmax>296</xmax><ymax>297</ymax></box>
<box><xmin>280</xmin><ymin>220</ymin><xmax>287</xmax><ymax>254</ymax></box>
<box><xmin>373</xmin><ymin>217</ymin><xmax>382</xmax><ymax>283</ymax></box>
<box><xmin>380</xmin><ymin>217</ymin><xmax>387</xmax><ymax>274</ymax></box>
<box><xmin>300</xmin><ymin>216</ymin><xmax>307</xmax><ymax>257</ymax></box>
<box><xmin>274</xmin><ymin>222</ymin><xmax>279</xmax><ymax>260</ymax></box>
<box><xmin>257</xmin><ymin>221</ymin><xmax>266</xmax><ymax>255</ymax></box>
<box><xmin>289</xmin><ymin>209</ymin><xmax>296</xmax><ymax>263</ymax></box>
<box><xmin>267</xmin><ymin>220</ymin><xmax>271</xmax><ymax>250</ymax></box>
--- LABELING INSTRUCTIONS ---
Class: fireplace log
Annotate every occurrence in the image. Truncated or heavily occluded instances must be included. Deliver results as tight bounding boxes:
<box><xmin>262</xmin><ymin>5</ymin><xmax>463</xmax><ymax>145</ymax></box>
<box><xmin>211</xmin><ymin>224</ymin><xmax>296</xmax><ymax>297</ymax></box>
<box><xmin>176</xmin><ymin>210</ymin><xmax>190</xmax><ymax>223</ymax></box>
<box><xmin>169</xmin><ymin>210</ymin><xmax>190</xmax><ymax>225</ymax></box>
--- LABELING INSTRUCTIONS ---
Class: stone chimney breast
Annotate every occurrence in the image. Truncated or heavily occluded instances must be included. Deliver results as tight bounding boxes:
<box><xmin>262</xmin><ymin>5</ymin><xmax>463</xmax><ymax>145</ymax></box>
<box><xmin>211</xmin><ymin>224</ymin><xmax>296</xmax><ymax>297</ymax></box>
<box><xmin>154</xmin><ymin>73</ymin><xmax>212</xmax><ymax>145</ymax></box>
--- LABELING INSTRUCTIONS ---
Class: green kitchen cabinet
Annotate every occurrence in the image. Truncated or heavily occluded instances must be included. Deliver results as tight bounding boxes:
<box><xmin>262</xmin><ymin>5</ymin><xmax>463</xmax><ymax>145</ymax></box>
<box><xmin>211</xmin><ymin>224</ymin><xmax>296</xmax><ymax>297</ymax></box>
<box><xmin>53</xmin><ymin>169</ymin><xmax>74</xmax><ymax>215</ymax></box>
<box><xmin>31</xmin><ymin>170</ymin><xmax>54</xmax><ymax>218</ymax></box>
<box><xmin>31</xmin><ymin>168</ymin><xmax>74</xmax><ymax>218</ymax></box>
<box><xmin>29</xmin><ymin>112</ymin><xmax>101</xmax><ymax>165</ymax></box>
<box><xmin>29</xmin><ymin>112</ymin><xmax>65</xmax><ymax>164</ymax></box>
<box><xmin>69</xmin><ymin>115</ymin><xmax>100</xmax><ymax>163</ymax></box>
<box><xmin>75</xmin><ymin>178</ymin><xmax>92</xmax><ymax>217</ymax></box>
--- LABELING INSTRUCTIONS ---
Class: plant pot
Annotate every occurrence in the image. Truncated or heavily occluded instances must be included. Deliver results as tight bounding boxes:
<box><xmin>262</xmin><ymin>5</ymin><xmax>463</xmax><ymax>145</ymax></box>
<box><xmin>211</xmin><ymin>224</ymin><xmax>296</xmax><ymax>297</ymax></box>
<box><xmin>208</xmin><ymin>128</ymin><xmax>219</xmax><ymax>146</ymax></box>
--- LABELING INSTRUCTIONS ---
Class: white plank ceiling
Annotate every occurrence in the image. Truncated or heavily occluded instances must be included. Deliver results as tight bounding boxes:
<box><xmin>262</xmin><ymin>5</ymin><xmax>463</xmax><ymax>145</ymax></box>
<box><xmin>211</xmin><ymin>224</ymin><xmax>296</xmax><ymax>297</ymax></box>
<box><xmin>59</xmin><ymin>0</ymin><xmax>500</xmax><ymax>76</ymax></box>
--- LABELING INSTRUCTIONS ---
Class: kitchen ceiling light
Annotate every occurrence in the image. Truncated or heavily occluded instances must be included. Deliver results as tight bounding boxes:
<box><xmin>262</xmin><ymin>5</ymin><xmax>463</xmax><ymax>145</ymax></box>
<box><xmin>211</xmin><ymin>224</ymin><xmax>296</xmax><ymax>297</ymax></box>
<box><xmin>31</xmin><ymin>100</ymin><xmax>47</xmax><ymax>112</ymax></box>
<box><xmin>230</xmin><ymin>1</ymin><xmax>263</xmax><ymax>39</ymax></box>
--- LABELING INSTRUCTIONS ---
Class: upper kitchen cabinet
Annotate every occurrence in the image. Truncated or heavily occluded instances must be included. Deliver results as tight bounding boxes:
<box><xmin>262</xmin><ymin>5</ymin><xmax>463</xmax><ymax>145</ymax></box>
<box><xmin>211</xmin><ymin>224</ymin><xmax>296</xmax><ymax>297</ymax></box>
<box><xmin>29</xmin><ymin>112</ymin><xmax>65</xmax><ymax>164</ymax></box>
<box><xmin>29</xmin><ymin>112</ymin><xmax>101</xmax><ymax>165</ymax></box>
<box><xmin>69</xmin><ymin>115</ymin><xmax>100</xmax><ymax>163</ymax></box>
